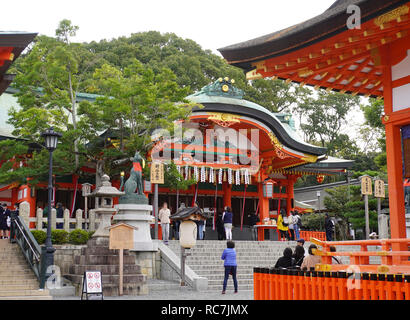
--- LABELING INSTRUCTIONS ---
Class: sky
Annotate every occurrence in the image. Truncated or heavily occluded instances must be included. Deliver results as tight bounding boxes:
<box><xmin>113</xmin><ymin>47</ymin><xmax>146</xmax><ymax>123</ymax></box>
<box><xmin>3</xmin><ymin>0</ymin><xmax>368</xmax><ymax>147</ymax></box>
<box><xmin>4</xmin><ymin>0</ymin><xmax>337</xmax><ymax>55</ymax></box>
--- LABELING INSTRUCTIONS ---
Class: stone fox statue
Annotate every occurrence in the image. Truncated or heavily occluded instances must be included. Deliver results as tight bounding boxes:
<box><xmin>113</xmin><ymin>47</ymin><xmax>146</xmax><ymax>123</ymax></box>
<box><xmin>120</xmin><ymin>151</ymin><xmax>145</xmax><ymax>195</ymax></box>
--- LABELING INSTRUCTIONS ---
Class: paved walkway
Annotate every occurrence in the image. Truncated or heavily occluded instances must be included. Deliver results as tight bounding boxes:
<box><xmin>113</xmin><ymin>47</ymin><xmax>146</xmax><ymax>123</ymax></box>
<box><xmin>54</xmin><ymin>286</ymin><xmax>253</xmax><ymax>300</ymax></box>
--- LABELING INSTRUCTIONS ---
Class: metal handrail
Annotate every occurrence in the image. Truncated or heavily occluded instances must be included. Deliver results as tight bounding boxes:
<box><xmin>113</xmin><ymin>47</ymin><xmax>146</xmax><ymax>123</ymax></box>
<box><xmin>10</xmin><ymin>213</ymin><xmax>42</xmax><ymax>282</ymax></box>
<box><xmin>13</xmin><ymin>218</ymin><xmax>40</xmax><ymax>261</ymax></box>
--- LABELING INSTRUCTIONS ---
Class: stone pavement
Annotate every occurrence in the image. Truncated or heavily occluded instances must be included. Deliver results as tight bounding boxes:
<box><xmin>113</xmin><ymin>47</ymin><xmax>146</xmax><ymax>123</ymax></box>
<box><xmin>53</xmin><ymin>285</ymin><xmax>253</xmax><ymax>300</ymax></box>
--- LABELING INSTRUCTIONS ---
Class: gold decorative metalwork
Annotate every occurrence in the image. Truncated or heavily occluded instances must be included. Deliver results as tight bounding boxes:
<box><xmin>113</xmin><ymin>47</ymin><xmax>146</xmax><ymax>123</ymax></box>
<box><xmin>267</xmin><ymin>132</ymin><xmax>282</xmax><ymax>149</ymax></box>
<box><xmin>374</xmin><ymin>5</ymin><xmax>409</xmax><ymax>26</ymax></box>
<box><xmin>301</xmin><ymin>154</ymin><xmax>318</xmax><ymax>163</ymax></box>
<box><xmin>207</xmin><ymin>112</ymin><xmax>241</xmax><ymax>127</ymax></box>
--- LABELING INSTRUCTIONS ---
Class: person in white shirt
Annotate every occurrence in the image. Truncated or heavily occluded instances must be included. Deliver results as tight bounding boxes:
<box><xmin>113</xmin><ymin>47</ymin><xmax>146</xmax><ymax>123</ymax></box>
<box><xmin>158</xmin><ymin>202</ymin><xmax>171</xmax><ymax>244</ymax></box>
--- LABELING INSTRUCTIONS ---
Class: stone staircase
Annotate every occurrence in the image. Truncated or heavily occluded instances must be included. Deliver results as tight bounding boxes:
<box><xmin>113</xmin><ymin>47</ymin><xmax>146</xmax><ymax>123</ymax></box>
<box><xmin>0</xmin><ymin>239</ymin><xmax>52</xmax><ymax>300</ymax></box>
<box><xmin>167</xmin><ymin>240</ymin><xmax>383</xmax><ymax>292</ymax></box>
<box><xmin>167</xmin><ymin>240</ymin><xmax>298</xmax><ymax>291</ymax></box>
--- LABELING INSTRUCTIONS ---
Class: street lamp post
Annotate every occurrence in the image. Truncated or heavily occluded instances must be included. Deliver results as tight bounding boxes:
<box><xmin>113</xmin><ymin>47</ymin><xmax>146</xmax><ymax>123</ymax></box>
<box><xmin>40</xmin><ymin>127</ymin><xmax>62</xmax><ymax>289</ymax></box>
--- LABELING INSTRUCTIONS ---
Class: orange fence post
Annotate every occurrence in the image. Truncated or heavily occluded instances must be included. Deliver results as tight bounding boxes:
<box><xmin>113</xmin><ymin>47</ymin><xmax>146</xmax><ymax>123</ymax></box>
<box><xmin>311</xmin><ymin>271</ymin><xmax>319</xmax><ymax>300</ymax></box>
<box><xmin>253</xmin><ymin>267</ymin><xmax>260</xmax><ymax>300</ymax></box>
<box><xmin>317</xmin><ymin>271</ymin><xmax>325</xmax><ymax>300</ymax></box>
<box><xmin>377</xmin><ymin>274</ymin><xmax>386</xmax><ymax>300</ymax></box>
<box><xmin>279</xmin><ymin>269</ymin><xmax>287</xmax><ymax>300</ymax></box>
<box><xmin>269</xmin><ymin>268</ymin><xmax>276</xmax><ymax>300</ymax></box>
<box><xmin>330</xmin><ymin>272</ymin><xmax>338</xmax><ymax>300</ymax></box>
<box><xmin>362</xmin><ymin>273</ymin><xmax>370</xmax><ymax>300</ymax></box>
<box><xmin>393</xmin><ymin>274</ymin><xmax>403</xmax><ymax>300</ymax></box>
<box><xmin>294</xmin><ymin>270</ymin><xmax>303</xmax><ymax>300</ymax></box>
<box><xmin>274</xmin><ymin>269</ymin><xmax>281</xmax><ymax>300</ymax></box>
<box><xmin>369</xmin><ymin>273</ymin><xmax>378</xmax><ymax>300</ymax></box>
<box><xmin>337</xmin><ymin>272</ymin><xmax>347</xmax><ymax>300</ymax></box>
<box><xmin>304</xmin><ymin>271</ymin><xmax>312</xmax><ymax>300</ymax></box>
<box><xmin>405</xmin><ymin>275</ymin><xmax>410</xmax><ymax>300</ymax></box>
<box><xmin>386</xmin><ymin>274</ymin><xmax>395</xmax><ymax>300</ymax></box>
<box><xmin>324</xmin><ymin>272</ymin><xmax>331</xmax><ymax>300</ymax></box>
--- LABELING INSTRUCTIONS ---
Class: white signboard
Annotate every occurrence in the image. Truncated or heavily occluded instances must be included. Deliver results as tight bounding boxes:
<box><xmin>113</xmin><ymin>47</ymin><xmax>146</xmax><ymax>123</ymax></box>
<box><xmin>82</xmin><ymin>271</ymin><xmax>103</xmax><ymax>299</ymax></box>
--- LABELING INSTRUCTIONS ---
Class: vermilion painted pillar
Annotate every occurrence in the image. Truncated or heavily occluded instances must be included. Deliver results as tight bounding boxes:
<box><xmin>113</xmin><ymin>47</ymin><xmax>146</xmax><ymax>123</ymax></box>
<box><xmin>222</xmin><ymin>182</ymin><xmax>232</xmax><ymax>209</ymax></box>
<box><xmin>381</xmin><ymin>40</ymin><xmax>410</xmax><ymax>260</ymax></box>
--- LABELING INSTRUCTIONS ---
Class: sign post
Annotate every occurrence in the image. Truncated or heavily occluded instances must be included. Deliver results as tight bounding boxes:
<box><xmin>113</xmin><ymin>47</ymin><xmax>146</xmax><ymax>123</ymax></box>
<box><xmin>360</xmin><ymin>175</ymin><xmax>373</xmax><ymax>239</ymax></box>
<box><xmin>151</xmin><ymin>162</ymin><xmax>164</xmax><ymax>240</ymax></box>
<box><xmin>108</xmin><ymin>223</ymin><xmax>137</xmax><ymax>296</ymax></box>
<box><xmin>374</xmin><ymin>178</ymin><xmax>385</xmax><ymax>215</ymax></box>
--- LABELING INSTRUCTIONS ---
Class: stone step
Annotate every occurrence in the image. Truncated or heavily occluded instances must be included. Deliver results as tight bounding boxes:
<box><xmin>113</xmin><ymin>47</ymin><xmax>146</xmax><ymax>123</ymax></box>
<box><xmin>81</xmin><ymin>247</ymin><xmax>131</xmax><ymax>256</ymax></box>
<box><xmin>65</xmin><ymin>273</ymin><xmax>145</xmax><ymax>285</ymax></box>
<box><xmin>69</xmin><ymin>264</ymin><xmax>141</xmax><ymax>275</ymax></box>
<box><xmin>0</xmin><ymin>295</ymin><xmax>53</xmax><ymax>300</ymax></box>
<box><xmin>74</xmin><ymin>254</ymin><xmax>135</xmax><ymax>265</ymax></box>
<box><xmin>0</xmin><ymin>289</ymin><xmax>51</xmax><ymax>297</ymax></box>
<box><xmin>0</xmin><ymin>278</ymin><xmax>39</xmax><ymax>285</ymax></box>
<box><xmin>147</xmin><ymin>279</ymin><xmax>181</xmax><ymax>291</ymax></box>
<box><xmin>0</xmin><ymin>283</ymin><xmax>40</xmax><ymax>290</ymax></box>
<box><xmin>0</xmin><ymin>269</ymin><xmax>35</xmax><ymax>276</ymax></box>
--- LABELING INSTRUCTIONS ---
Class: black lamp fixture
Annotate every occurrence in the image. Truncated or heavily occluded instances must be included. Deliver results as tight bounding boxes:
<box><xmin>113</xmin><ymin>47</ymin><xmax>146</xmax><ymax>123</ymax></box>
<box><xmin>39</xmin><ymin>126</ymin><xmax>62</xmax><ymax>289</ymax></box>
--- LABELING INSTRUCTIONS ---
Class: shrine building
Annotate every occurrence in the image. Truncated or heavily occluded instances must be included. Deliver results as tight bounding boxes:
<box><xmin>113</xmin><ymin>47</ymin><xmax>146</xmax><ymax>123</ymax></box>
<box><xmin>218</xmin><ymin>0</ymin><xmax>410</xmax><ymax>249</ymax></box>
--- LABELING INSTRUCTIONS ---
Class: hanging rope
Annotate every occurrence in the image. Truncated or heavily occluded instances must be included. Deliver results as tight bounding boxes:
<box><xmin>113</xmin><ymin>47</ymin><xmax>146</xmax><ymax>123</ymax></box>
<box><xmin>213</xmin><ymin>182</ymin><xmax>218</xmax><ymax>231</ymax></box>
<box><xmin>241</xmin><ymin>183</ymin><xmax>247</xmax><ymax>231</ymax></box>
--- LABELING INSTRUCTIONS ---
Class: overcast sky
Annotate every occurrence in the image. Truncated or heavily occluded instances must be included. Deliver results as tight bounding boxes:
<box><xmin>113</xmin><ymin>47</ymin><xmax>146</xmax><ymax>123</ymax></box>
<box><xmin>4</xmin><ymin>0</ymin><xmax>337</xmax><ymax>55</ymax></box>
<box><xmin>3</xmin><ymin>0</ymin><xmax>368</xmax><ymax>147</ymax></box>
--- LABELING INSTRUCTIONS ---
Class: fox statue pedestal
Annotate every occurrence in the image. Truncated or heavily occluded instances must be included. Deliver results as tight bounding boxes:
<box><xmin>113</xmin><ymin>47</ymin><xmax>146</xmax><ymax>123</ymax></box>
<box><xmin>113</xmin><ymin>203</ymin><xmax>157</xmax><ymax>251</ymax></box>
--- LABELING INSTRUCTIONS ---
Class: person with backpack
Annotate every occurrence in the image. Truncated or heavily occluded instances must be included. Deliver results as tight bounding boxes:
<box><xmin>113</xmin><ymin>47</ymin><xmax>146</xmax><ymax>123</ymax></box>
<box><xmin>0</xmin><ymin>203</ymin><xmax>11</xmax><ymax>239</ymax></box>
<box><xmin>277</xmin><ymin>209</ymin><xmax>289</xmax><ymax>241</ymax></box>
<box><xmin>293</xmin><ymin>210</ymin><xmax>302</xmax><ymax>240</ymax></box>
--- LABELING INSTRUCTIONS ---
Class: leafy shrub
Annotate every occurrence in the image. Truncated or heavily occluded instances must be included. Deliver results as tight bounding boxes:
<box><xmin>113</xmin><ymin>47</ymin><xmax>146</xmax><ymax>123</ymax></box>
<box><xmin>31</xmin><ymin>230</ymin><xmax>47</xmax><ymax>244</ymax></box>
<box><xmin>69</xmin><ymin>229</ymin><xmax>89</xmax><ymax>245</ymax></box>
<box><xmin>51</xmin><ymin>229</ymin><xmax>69</xmax><ymax>244</ymax></box>
<box><xmin>88</xmin><ymin>231</ymin><xmax>95</xmax><ymax>239</ymax></box>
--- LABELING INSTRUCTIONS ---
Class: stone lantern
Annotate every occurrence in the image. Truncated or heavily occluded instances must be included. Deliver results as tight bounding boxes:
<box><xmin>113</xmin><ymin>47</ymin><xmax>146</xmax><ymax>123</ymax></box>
<box><xmin>89</xmin><ymin>174</ymin><xmax>124</xmax><ymax>238</ymax></box>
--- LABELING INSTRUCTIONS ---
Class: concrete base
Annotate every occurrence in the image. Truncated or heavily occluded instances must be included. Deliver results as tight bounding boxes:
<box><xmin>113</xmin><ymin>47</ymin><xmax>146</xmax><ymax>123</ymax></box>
<box><xmin>114</xmin><ymin>203</ymin><xmax>158</xmax><ymax>252</ymax></box>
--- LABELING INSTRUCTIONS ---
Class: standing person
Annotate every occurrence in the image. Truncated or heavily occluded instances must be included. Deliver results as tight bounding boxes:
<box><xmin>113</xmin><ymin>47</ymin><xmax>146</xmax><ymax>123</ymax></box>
<box><xmin>222</xmin><ymin>206</ymin><xmax>233</xmax><ymax>240</ymax></box>
<box><xmin>325</xmin><ymin>213</ymin><xmax>334</xmax><ymax>241</ymax></box>
<box><xmin>0</xmin><ymin>204</ymin><xmax>10</xmax><ymax>239</ymax></box>
<box><xmin>274</xmin><ymin>247</ymin><xmax>295</xmax><ymax>269</ymax></box>
<box><xmin>293</xmin><ymin>210</ymin><xmax>302</xmax><ymax>240</ymax></box>
<box><xmin>174</xmin><ymin>203</ymin><xmax>185</xmax><ymax>240</ymax></box>
<box><xmin>158</xmin><ymin>202</ymin><xmax>171</xmax><ymax>244</ymax></box>
<box><xmin>288</xmin><ymin>211</ymin><xmax>296</xmax><ymax>241</ymax></box>
<box><xmin>301</xmin><ymin>244</ymin><xmax>321</xmax><ymax>271</ymax></box>
<box><xmin>221</xmin><ymin>240</ymin><xmax>238</xmax><ymax>294</ymax></box>
<box><xmin>216</xmin><ymin>211</ymin><xmax>226</xmax><ymax>240</ymax></box>
<box><xmin>248</xmin><ymin>211</ymin><xmax>260</xmax><ymax>241</ymax></box>
<box><xmin>296</xmin><ymin>238</ymin><xmax>308</xmax><ymax>257</ymax></box>
<box><xmin>277</xmin><ymin>209</ymin><xmax>289</xmax><ymax>241</ymax></box>
<box><xmin>56</xmin><ymin>203</ymin><xmax>64</xmax><ymax>229</ymax></box>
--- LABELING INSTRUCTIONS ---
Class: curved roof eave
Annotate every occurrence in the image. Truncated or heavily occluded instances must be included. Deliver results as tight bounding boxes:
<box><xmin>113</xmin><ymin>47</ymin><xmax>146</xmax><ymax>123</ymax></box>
<box><xmin>186</xmin><ymin>94</ymin><xmax>327</xmax><ymax>156</ymax></box>
<box><xmin>218</xmin><ymin>0</ymin><xmax>407</xmax><ymax>70</ymax></box>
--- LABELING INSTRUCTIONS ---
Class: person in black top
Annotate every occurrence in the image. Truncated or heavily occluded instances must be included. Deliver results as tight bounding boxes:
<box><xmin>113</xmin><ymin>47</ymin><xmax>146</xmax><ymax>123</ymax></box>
<box><xmin>274</xmin><ymin>247</ymin><xmax>295</xmax><ymax>269</ymax></box>
<box><xmin>56</xmin><ymin>203</ymin><xmax>64</xmax><ymax>229</ymax></box>
<box><xmin>325</xmin><ymin>213</ymin><xmax>334</xmax><ymax>241</ymax></box>
<box><xmin>293</xmin><ymin>245</ymin><xmax>305</xmax><ymax>268</ymax></box>
<box><xmin>0</xmin><ymin>203</ymin><xmax>11</xmax><ymax>239</ymax></box>
<box><xmin>248</xmin><ymin>212</ymin><xmax>260</xmax><ymax>241</ymax></box>
<box><xmin>216</xmin><ymin>211</ymin><xmax>226</xmax><ymax>240</ymax></box>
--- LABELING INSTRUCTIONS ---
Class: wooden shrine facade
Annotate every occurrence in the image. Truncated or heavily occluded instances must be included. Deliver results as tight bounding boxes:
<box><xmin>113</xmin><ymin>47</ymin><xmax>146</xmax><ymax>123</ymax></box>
<box><xmin>219</xmin><ymin>0</ymin><xmax>410</xmax><ymax>249</ymax></box>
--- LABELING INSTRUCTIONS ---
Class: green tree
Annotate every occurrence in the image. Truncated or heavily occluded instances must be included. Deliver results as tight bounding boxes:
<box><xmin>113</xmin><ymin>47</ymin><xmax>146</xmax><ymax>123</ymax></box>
<box><xmin>295</xmin><ymin>90</ymin><xmax>360</xmax><ymax>157</ymax></box>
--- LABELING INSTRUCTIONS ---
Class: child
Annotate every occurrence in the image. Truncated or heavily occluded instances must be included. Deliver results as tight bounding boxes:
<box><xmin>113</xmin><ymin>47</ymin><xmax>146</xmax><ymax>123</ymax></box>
<box><xmin>221</xmin><ymin>241</ymin><xmax>238</xmax><ymax>294</ymax></box>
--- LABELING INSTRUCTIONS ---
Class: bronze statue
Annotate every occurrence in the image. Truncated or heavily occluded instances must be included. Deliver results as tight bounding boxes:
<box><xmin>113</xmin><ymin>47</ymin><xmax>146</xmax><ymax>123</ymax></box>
<box><xmin>119</xmin><ymin>151</ymin><xmax>148</xmax><ymax>204</ymax></box>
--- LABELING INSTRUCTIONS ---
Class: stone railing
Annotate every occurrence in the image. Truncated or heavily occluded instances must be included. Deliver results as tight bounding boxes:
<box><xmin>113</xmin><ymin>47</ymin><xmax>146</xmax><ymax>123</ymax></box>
<box><xmin>28</xmin><ymin>207</ymin><xmax>100</xmax><ymax>232</ymax></box>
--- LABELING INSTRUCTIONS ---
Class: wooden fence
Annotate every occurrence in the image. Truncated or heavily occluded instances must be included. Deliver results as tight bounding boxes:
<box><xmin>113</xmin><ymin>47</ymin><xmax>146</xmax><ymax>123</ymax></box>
<box><xmin>254</xmin><ymin>268</ymin><xmax>410</xmax><ymax>300</ymax></box>
<box><xmin>299</xmin><ymin>230</ymin><xmax>326</xmax><ymax>241</ymax></box>
<box><xmin>28</xmin><ymin>207</ymin><xmax>100</xmax><ymax>232</ymax></box>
